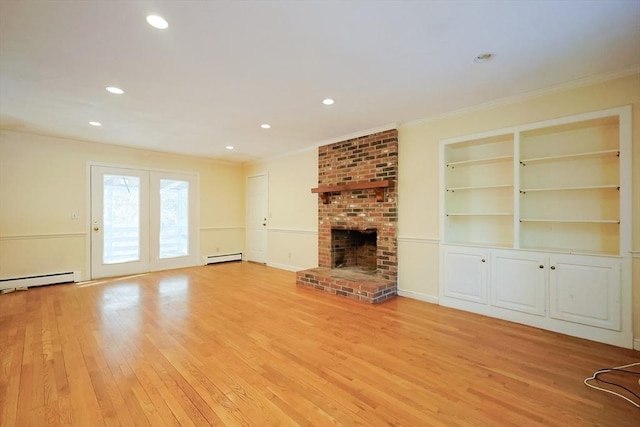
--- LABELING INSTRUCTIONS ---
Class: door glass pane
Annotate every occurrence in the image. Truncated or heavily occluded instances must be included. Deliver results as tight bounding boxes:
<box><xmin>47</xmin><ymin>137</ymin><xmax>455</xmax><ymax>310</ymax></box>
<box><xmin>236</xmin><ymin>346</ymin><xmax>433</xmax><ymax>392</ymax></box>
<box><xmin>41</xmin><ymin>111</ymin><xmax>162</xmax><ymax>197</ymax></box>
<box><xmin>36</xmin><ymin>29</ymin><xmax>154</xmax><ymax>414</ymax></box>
<box><xmin>159</xmin><ymin>179</ymin><xmax>189</xmax><ymax>259</ymax></box>
<box><xmin>103</xmin><ymin>175</ymin><xmax>140</xmax><ymax>264</ymax></box>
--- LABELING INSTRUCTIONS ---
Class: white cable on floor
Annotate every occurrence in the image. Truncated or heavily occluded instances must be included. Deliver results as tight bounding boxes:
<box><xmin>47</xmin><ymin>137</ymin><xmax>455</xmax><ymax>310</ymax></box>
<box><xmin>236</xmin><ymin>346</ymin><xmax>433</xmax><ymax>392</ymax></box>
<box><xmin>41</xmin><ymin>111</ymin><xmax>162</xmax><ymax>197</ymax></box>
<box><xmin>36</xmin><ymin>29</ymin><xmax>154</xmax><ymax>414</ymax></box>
<box><xmin>584</xmin><ymin>361</ymin><xmax>640</xmax><ymax>408</ymax></box>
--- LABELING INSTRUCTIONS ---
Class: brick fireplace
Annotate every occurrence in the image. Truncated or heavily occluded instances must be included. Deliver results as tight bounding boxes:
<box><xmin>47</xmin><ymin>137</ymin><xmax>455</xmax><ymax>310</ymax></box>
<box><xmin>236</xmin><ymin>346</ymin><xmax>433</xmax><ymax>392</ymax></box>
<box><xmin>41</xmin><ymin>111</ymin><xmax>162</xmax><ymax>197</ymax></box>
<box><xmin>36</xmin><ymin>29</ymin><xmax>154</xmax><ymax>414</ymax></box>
<box><xmin>296</xmin><ymin>129</ymin><xmax>398</xmax><ymax>303</ymax></box>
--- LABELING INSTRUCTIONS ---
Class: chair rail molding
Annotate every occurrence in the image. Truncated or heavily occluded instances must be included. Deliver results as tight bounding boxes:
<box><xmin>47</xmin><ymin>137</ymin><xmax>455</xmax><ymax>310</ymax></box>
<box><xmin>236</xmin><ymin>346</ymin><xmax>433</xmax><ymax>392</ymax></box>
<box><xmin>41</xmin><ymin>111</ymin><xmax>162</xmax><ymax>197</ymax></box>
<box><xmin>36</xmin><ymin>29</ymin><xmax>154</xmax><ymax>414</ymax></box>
<box><xmin>268</xmin><ymin>228</ymin><xmax>318</xmax><ymax>235</ymax></box>
<box><xmin>397</xmin><ymin>236</ymin><xmax>440</xmax><ymax>244</ymax></box>
<box><xmin>0</xmin><ymin>232</ymin><xmax>87</xmax><ymax>241</ymax></box>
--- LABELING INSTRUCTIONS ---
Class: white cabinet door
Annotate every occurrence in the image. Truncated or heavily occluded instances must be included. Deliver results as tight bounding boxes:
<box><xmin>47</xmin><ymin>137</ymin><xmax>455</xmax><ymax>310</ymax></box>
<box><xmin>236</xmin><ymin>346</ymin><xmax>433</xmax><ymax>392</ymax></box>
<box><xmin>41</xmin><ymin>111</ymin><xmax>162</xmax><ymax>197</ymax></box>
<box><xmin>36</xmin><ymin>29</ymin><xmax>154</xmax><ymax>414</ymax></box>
<box><xmin>549</xmin><ymin>254</ymin><xmax>621</xmax><ymax>331</ymax></box>
<box><xmin>443</xmin><ymin>246</ymin><xmax>488</xmax><ymax>304</ymax></box>
<box><xmin>492</xmin><ymin>250</ymin><xmax>546</xmax><ymax>316</ymax></box>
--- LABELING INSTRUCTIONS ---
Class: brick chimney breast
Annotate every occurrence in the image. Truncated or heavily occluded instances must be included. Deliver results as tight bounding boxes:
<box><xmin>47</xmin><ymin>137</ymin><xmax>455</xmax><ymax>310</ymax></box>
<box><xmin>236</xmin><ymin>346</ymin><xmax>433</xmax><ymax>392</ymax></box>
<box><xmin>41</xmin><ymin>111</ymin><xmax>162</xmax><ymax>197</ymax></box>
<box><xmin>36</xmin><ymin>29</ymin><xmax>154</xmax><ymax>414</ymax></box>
<box><xmin>297</xmin><ymin>129</ymin><xmax>398</xmax><ymax>304</ymax></box>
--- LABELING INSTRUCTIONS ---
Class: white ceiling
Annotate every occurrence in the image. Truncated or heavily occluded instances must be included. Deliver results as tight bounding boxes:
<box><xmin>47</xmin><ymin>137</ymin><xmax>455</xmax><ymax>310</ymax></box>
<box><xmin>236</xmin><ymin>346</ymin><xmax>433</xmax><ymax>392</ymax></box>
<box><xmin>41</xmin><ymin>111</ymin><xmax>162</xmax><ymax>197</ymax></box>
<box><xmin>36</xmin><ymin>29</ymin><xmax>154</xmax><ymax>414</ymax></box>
<box><xmin>1</xmin><ymin>1</ymin><xmax>639</xmax><ymax>163</ymax></box>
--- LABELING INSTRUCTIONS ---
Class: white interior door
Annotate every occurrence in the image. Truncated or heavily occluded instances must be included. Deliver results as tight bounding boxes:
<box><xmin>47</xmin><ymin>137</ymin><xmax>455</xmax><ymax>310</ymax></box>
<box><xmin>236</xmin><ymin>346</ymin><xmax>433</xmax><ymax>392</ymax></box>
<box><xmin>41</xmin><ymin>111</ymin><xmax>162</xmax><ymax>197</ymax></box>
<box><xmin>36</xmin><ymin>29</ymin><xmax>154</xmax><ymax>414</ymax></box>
<box><xmin>91</xmin><ymin>165</ymin><xmax>199</xmax><ymax>279</ymax></box>
<box><xmin>246</xmin><ymin>174</ymin><xmax>268</xmax><ymax>263</ymax></box>
<box><xmin>91</xmin><ymin>166</ymin><xmax>150</xmax><ymax>278</ymax></box>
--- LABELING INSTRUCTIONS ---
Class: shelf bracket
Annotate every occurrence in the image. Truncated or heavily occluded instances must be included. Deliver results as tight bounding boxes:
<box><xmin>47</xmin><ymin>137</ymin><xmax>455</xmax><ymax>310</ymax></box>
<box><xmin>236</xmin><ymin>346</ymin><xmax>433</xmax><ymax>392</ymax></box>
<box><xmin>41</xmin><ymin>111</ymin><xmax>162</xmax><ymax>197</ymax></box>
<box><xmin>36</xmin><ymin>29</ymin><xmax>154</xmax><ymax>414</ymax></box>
<box><xmin>375</xmin><ymin>188</ymin><xmax>385</xmax><ymax>202</ymax></box>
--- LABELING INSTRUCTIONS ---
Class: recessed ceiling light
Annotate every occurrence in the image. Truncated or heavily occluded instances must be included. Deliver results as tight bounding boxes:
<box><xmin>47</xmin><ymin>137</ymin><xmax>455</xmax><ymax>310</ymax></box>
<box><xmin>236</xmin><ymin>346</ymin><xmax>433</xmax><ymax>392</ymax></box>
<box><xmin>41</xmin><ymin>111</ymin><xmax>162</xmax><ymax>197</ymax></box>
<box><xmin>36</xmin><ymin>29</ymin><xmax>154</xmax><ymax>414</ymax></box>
<box><xmin>225</xmin><ymin>145</ymin><xmax>234</xmax><ymax>150</ymax></box>
<box><xmin>89</xmin><ymin>121</ymin><xmax>102</xmax><ymax>126</ymax></box>
<box><xmin>322</xmin><ymin>98</ymin><xmax>335</xmax><ymax>105</ymax></box>
<box><xmin>261</xmin><ymin>124</ymin><xmax>271</xmax><ymax>129</ymax></box>
<box><xmin>473</xmin><ymin>53</ymin><xmax>494</xmax><ymax>63</ymax></box>
<box><xmin>106</xmin><ymin>86</ymin><xmax>124</xmax><ymax>94</ymax></box>
<box><xmin>146</xmin><ymin>15</ymin><xmax>169</xmax><ymax>30</ymax></box>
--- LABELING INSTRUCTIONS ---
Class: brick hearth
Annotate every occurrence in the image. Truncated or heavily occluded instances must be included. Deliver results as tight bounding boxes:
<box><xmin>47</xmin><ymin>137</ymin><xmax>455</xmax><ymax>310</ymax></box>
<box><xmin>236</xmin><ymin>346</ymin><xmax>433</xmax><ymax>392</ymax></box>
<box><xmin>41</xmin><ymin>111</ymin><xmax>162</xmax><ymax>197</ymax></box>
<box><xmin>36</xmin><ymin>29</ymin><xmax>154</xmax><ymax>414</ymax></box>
<box><xmin>296</xmin><ymin>129</ymin><xmax>398</xmax><ymax>303</ymax></box>
<box><xmin>297</xmin><ymin>267</ymin><xmax>396</xmax><ymax>304</ymax></box>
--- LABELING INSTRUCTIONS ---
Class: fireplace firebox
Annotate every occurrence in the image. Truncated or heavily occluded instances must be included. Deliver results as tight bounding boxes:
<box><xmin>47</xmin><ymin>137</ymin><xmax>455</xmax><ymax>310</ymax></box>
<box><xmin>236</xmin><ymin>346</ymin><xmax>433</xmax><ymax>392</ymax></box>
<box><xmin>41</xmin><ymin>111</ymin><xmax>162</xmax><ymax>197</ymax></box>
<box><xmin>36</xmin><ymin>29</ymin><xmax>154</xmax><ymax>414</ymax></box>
<box><xmin>331</xmin><ymin>229</ymin><xmax>377</xmax><ymax>272</ymax></box>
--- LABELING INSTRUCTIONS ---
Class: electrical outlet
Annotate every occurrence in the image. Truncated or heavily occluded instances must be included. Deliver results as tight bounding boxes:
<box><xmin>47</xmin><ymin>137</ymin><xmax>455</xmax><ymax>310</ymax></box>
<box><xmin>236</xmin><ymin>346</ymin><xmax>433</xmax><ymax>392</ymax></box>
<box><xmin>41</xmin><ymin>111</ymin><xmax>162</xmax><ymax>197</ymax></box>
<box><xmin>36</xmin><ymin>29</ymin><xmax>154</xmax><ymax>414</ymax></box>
<box><xmin>71</xmin><ymin>212</ymin><xmax>79</xmax><ymax>220</ymax></box>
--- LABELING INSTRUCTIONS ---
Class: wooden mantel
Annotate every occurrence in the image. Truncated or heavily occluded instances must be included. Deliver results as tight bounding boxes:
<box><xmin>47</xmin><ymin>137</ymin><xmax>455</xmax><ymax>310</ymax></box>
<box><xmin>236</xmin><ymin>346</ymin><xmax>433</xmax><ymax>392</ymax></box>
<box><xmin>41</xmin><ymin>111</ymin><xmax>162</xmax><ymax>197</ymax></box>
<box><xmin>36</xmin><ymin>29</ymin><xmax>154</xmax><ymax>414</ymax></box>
<box><xmin>311</xmin><ymin>180</ymin><xmax>390</xmax><ymax>204</ymax></box>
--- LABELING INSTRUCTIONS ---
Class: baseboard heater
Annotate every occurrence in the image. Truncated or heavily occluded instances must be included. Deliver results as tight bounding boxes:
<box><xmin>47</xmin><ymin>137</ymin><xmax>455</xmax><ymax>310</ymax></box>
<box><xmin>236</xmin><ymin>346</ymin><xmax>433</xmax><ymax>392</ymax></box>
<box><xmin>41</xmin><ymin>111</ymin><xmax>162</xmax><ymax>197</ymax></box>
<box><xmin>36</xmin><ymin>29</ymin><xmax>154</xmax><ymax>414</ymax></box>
<box><xmin>203</xmin><ymin>252</ymin><xmax>243</xmax><ymax>265</ymax></box>
<box><xmin>0</xmin><ymin>271</ymin><xmax>80</xmax><ymax>293</ymax></box>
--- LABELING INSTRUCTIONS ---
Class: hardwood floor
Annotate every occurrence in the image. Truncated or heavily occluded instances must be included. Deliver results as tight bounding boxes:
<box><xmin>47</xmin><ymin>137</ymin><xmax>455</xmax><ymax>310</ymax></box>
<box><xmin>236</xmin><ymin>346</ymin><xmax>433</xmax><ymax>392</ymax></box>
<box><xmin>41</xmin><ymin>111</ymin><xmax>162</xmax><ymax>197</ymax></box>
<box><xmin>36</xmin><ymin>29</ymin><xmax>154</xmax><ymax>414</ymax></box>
<box><xmin>1</xmin><ymin>262</ymin><xmax>638</xmax><ymax>426</ymax></box>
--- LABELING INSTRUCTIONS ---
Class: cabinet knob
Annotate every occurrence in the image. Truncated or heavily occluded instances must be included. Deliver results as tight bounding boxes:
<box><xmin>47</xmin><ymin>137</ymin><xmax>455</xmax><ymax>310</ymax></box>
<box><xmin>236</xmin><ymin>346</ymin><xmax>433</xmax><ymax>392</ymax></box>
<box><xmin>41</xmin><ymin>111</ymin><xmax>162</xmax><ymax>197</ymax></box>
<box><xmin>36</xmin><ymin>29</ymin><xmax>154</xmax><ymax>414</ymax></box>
<box><xmin>550</xmin><ymin>266</ymin><xmax>556</xmax><ymax>270</ymax></box>
<box><xmin>481</xmin><ymin>259</ymin><xmax>486</xmax><ymax>263</ymax></box>
<box><xmin>539</xmin><ymin>265</ymin><xmax>544</xmax><ymax>269</ymax></box>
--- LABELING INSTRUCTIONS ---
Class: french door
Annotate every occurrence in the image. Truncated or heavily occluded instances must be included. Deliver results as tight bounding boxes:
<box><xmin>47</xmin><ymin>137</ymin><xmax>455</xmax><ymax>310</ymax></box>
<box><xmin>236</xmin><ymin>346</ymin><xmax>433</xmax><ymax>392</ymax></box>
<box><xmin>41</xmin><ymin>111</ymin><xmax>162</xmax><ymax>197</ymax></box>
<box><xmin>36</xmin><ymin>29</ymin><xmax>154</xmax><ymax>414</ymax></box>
<box><xmin>91</xmin><ymin>165</ymin><xmax>198</xmax><ymax>279</ymax></box>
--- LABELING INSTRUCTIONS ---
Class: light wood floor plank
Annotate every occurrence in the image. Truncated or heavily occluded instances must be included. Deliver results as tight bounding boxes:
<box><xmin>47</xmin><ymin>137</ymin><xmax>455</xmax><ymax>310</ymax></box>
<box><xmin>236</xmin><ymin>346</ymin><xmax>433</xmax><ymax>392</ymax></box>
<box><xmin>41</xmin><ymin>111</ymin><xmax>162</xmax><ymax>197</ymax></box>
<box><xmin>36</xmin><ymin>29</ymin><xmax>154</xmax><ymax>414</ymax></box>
<box><xmin>1</xmin><ymin>262</ymin><xmax>638</xmax><ymax>426</ymax></box>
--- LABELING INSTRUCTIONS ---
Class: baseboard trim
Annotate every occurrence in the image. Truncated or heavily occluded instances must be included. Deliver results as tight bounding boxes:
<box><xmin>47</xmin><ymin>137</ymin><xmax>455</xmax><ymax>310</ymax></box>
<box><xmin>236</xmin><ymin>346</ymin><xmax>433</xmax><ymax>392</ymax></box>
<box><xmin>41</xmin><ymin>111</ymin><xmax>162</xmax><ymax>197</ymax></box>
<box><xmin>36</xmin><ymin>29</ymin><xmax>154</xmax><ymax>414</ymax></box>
<box><xmin>203</xmin><ymin>252</ymin><xmax>243</xmax><ymax>265</ymax></box>
<box><xmin>0</xmin><ymin>271</ymin><xmax>80</xmax><ymax>291</ymax></box>
<box><xmin>634</xmin><ymin>338</ymin><xmax>640</xmax><ymax>351</ymax></box>
<box><xmin>267</xmin><ymin>262</ymin><xmax>303</xmax><ymax>272</ymax></box>
<box><xmin>397</xmin><ymin>289</ymin><xmax>439</xmax><ymax>304</ymax></box>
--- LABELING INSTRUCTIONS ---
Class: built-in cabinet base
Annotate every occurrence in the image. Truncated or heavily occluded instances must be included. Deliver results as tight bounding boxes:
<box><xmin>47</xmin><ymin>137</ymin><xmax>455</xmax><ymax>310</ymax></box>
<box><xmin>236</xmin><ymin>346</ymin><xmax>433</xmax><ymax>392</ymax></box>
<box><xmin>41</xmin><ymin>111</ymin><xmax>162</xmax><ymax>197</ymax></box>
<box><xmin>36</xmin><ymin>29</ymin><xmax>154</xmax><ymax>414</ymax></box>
<box><xmin>441</xmin><ymin>245</ymin><xmax>631</xmax><ymax>348</ymax></box>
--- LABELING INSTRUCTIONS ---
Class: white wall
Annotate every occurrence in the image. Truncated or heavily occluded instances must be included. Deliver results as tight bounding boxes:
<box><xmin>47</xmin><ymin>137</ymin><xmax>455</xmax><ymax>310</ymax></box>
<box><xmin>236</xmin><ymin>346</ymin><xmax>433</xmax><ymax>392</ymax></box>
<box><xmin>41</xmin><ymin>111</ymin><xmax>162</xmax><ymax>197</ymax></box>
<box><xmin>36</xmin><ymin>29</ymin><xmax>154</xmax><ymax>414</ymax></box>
<box><xmin>0</xmin><ymin>131</ymin><xmax>245</xmax><ymax>280</ymax></box>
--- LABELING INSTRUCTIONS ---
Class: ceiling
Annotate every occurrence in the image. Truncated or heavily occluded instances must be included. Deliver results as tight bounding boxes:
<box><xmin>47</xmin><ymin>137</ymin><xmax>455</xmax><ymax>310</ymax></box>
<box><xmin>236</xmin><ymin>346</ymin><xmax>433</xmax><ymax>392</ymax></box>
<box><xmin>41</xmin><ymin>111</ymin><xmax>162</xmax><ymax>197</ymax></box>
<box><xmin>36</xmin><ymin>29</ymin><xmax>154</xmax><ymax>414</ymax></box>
<box><xmin>1</xmin><ymin>1</ymin><xmax>639</xmax><ymax>163</ymax></box>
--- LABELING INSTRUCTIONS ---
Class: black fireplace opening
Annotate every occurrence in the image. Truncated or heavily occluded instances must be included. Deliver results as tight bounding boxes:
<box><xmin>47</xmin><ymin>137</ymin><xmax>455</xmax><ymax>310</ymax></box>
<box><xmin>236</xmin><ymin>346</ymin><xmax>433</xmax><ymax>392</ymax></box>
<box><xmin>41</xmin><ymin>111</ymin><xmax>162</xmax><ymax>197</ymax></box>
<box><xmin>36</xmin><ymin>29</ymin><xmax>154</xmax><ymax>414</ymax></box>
<box><xmin>331</xmin><ymin>228</ymin><xmax>377</xmax><ymax>272</ymax></box>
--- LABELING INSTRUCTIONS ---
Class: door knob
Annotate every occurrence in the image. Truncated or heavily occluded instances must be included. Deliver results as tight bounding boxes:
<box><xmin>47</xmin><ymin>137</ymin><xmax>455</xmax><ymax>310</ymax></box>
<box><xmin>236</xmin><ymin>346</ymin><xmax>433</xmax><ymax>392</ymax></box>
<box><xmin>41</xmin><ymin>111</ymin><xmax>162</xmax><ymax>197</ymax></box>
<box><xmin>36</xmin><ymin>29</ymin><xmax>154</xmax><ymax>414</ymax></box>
<box><xmin>93</xmin><ymin>226</ymin><xmax>100</xmax><ymax>231</ymax></box>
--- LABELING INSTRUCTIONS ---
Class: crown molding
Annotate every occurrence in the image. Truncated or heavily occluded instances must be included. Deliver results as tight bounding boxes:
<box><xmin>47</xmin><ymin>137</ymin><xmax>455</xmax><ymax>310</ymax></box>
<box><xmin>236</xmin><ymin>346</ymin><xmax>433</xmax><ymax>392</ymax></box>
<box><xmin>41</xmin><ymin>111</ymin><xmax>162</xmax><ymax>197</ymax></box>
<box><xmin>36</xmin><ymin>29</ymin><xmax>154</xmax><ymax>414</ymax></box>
<box><xmin>314</xmin><ymin>123</ymin><xmax>399</xmax><ymax>148</ymax></box>
<box><xmin>0</xmin><ymin>129</ymin><xmax>240</xmax><ymax>166</ymax></box>
<box><xmin>404</xmin><ymin>65</ymin><xmax>640</xmax><ymax>128</ymax></box>
<box><xmin>246</xmin><ymin>143</ymin><xmax>317</xmax><ymax>165</ymax></box>
<box><xmin>245</xmin><ymin>122</ymin><xmax>399</xmax><ymax>165</ymax></box>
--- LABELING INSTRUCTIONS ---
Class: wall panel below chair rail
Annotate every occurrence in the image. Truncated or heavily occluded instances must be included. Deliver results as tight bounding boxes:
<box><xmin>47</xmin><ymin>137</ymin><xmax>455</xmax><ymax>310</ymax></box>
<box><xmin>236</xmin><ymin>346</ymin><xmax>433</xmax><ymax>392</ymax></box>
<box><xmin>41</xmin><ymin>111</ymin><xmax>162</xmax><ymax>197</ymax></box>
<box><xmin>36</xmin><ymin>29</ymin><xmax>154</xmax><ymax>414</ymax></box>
<box><xmin>0</xmin><ymin>233</ymin><xmax>87</xmax><ymax>280</ymax></box>
<box><xmin>267</xmin><ymin>228</ymin><xmax>318</xmax><ymax>272</ymax></box>
<box><xmin>397</xmin><ymin>236</ymin><xmax>440</xmax><ymax>300</ymax></box>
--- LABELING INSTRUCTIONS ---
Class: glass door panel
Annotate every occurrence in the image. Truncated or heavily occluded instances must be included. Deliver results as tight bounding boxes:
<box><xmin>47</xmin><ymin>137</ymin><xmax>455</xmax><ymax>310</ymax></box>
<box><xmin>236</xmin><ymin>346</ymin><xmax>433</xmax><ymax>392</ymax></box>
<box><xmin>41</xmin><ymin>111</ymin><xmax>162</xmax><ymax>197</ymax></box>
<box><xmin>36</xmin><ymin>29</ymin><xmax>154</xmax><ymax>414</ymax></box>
<box><xmin>103</xmin><ymin>174</ymin><xmax>141</xmax><ymax>264</ymax></box>
<box><xmin>91</xmin><ymin>166</ymin><xmax>150</xmax><ymax>279</ymax></box>
<box><xmin>149</xmin><ymin>171</ymin><xmax>198</xmax><ymax>271</ymax></box>
<box><xmin>159</xmin><ymin>179</ymin><xmax>189</xmax><ymax>259</ymax></box>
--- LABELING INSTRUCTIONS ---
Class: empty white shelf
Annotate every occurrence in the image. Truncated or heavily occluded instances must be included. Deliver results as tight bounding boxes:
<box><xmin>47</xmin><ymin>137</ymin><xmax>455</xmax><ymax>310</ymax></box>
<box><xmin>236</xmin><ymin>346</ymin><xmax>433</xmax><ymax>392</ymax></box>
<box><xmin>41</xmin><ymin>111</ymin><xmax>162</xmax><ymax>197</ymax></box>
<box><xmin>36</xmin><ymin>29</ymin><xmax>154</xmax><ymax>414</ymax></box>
<box><xmin>447</xmin><ymin>212</ymin><xmax>513</xmax><ymax>216</ymax></box>
<box><xmin>520</xmin><ymin>219</ymin><xmax>619</xmax><ymax>224</ymax></box>
<box><xmin>520</xmin><ymin>185</ymin><xmax>619</xmax><ymax>193</ymax></box>
<box><xmin>446</xmin><ymin>155</ymin><xmax>513</xmax><ymax>168</ymax></box>
<box><xmin>520</xmin><ymin>149</ymin><xmax>619</xmax><ymax>165</ymax></box>
<box><xmin>446</xmin><ymin>184</ymin><xmax>513</xmax><ymax>192</ymax></box>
